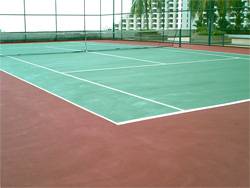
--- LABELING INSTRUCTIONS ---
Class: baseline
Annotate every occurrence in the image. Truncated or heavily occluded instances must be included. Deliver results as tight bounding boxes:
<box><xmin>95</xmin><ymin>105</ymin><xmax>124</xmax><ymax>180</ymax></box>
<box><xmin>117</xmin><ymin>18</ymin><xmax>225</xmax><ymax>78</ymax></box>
<box><xmin>118</xmin><ymin>99</ymin><xmax>250</xmax><ymax>125</ymax></box>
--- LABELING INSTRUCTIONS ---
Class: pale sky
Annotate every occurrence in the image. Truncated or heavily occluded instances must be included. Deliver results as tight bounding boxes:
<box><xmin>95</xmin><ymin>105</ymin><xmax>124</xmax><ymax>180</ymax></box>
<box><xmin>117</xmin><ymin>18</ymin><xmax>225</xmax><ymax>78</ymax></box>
<box><xmin>0</xmin><ymin>0</ymin><xmax>132</xmax><ymax>32</ymax></box>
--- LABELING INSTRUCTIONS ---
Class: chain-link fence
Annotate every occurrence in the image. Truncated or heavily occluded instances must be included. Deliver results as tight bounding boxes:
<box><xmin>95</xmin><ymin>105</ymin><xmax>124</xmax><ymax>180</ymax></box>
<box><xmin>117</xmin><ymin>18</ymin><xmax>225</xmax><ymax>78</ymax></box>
<box><xmin>0</xmin><ymin>0</ymin><xmax>249</xmax><ymax>47</ymax></box>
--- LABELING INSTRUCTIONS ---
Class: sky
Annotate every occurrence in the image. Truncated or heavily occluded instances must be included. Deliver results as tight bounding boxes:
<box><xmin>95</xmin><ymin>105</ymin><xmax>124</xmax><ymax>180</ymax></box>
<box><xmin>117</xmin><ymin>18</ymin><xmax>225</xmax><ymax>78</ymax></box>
<box><xmin>0</xmin><ymin>0</ymin><xmax>133</xmax><ymax>32</ymax></box>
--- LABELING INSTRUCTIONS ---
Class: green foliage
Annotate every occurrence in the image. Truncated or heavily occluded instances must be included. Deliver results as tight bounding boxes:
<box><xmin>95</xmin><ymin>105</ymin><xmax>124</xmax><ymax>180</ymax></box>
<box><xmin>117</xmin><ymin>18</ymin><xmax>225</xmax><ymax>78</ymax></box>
<box><xmin>217</xmin><ymin>17</ymin><xmax>230</xmax><ymax>31</ymax></box>
<box><xmin>216</xmin><ymin>0</ymin><xmax>230</xmax><ymax>31</ymax></box>
<box><xmin>196</xmin><ymin>27</ymin><xmax>226</xmax><ymax>35</ymax></box>
<box><xmin>229</xmin><ymin>0</ymin><xmax>246</xmax><ymax>31</ymax></box>
<box><xmin>189</xmin><ymin>0</ymin><xmax>249</xmax><ymax>34</ymax></box>
<box><xmin>135</xmin><ymin>30</ymin><xmax>160</xmax><ymax>38</ymax></box>
<box><xmin>196</xmin><ymin>26</ymin><xmax>208</xmax><ymax>34</ymax></box>
<box><xmin>189</xmin><ymin>0</ymin><xmax>217</xmax><ymax>31</ymax></box>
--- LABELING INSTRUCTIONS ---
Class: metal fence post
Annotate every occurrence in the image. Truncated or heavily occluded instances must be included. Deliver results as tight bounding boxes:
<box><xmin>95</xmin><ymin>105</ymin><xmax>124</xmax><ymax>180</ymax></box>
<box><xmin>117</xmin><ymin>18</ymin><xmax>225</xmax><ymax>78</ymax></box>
<box><xmin>84</xmin><ymin>0</ymin><xmax>86</xmax><ymax>43</ymax></box>
<box><xmin>121</xmin><ymin>0</ymin><xmax>123</xmax><ymax>40</ymax></box>
<box><xmin>222</xmin><ymin>34</ymin><xmax>225</xmax><ymax>46</ymax></box>
<box><xmin>112</xmin><ymin>0</ymin><xmax>115</xmax><ymax>39</ymax></box>
<box><xmin>99</xmin><ymin>0</ymin><xmax>102</xmax><ymax>39</ymax></box>
<box><xmin>189</xmin><ymin>8</ymin><xmax>192</xmax><ymax>44</ymax></box>
<box><xmin>55</xmin><ymin>0</ymin><xmax>58</xmax><ymax>40</ymax></box>
<box><xmin>179</xmin><ymin>28</ymin><xmax>182</xmax><ymax>47</ymax></box>
<box><xmin>23</xmin><ymin>0</ymin><xmax>27</xmax><ymax>41</ymax></box>
<box><xmin>208</xmin><ymin>0</ymin><xmax>212</xmax><ymax>46</ymax></box>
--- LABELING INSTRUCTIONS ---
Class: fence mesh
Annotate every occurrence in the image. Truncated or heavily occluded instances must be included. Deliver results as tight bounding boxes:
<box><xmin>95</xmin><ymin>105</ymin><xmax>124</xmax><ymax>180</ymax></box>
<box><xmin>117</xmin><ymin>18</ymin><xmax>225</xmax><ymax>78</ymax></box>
<box><xmin>0</xmin><ymin>0</ymin><xmax>249</xmax><ymax>47</ymax></box>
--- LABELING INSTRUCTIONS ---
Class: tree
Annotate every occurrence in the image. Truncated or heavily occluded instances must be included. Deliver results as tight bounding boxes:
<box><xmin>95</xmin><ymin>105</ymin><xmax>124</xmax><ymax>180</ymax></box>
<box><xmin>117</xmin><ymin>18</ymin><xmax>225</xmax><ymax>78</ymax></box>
<box><xmin>216</xmin><ymin>0</ymin><xmax>230</xmax><ymax>31</ymax></box>
<box><xmin>246</xmin><ymin>6</ymin><xmax>250</xmax><ymax>30</ymax></box>
<box><xmin>229</xmin><ymin>0</ymin><xmax>247</xmax><ymax>31</ymax></box>
<box><xmin>189</xmin><ymin>0</ymin><xmax>217</xmax><ymax>31</ymax></box>
<box><xmin>131</xmin><ymin>0</ymin><xmax>163</xmax><ymax>30</ymax></box>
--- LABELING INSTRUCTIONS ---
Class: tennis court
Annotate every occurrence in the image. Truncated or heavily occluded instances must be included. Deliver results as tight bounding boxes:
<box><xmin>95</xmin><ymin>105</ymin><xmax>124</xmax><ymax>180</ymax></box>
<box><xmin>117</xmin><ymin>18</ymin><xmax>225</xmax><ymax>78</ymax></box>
<box><xmin>1</xmin><ymin>0</ymin><xmax>250</xmax><ymax>186</ymax></box>
<box><xmin>1</xmin><ymin>41</ymin><xmax>249</xmax><ymax>125</ymax></box>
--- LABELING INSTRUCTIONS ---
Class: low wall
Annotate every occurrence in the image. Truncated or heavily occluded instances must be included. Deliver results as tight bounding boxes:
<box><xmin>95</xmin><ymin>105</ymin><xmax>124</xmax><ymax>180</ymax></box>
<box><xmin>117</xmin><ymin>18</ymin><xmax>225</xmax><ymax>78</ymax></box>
<box><xmin>226</xmin><ymin>34</ymin><xmax>250</xmax><ymax>46</ymax></box>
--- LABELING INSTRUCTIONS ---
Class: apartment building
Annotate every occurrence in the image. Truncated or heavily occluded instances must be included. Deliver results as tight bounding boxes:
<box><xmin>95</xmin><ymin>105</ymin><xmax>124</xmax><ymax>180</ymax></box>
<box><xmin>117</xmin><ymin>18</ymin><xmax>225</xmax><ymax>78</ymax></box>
<box><xmin>117</xmin><ymin>0</ymin><xmax>189</xmax><ymax>30</ymax></box>
<box><xmin>116</xmin><ymin>0</ymin><xmax>249</xmax><ymax>31</ymax></box>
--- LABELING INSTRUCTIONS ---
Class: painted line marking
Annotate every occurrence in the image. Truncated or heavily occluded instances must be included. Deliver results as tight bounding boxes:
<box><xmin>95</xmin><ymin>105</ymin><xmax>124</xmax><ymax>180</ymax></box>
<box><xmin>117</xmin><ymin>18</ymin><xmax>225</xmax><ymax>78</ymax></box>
<box><xmin>2</xmin><ymin>49</ymin><xmax>249</xmax><ymax>126</ymax></box>
<box><xmin>2</xmin><ymin>41</ymin><xmax>250</xmax><ymax>60</ymax></box>
<box><xmin>90</xmin><ymin>52</ymin><xmax>163</xmax><ymax>64</ymax></box>
<box><xmin>85</xmin><ymin>42</ymin><xmax>250</xmax><ymax>58</ymax></box>
<box><xmin>5</xmin><ymin>55</ymin><xmax>183</xmax><ymax>111</ymax></box>
<box><xmin>64</xmin><ymin>63</ymin><xmax>163</xmax><ymax>73</ymax></box>
<box><xmin>45</xmin><ymin>46</ymin><xmax>246</xmax><ymax>74</ymax></box>
<box><xmin>63</xmin><ymin>57</ymin><xmax>239</xmax><ymax>73</ymax></box>
<box><xmin>48</xmin><ymin>42</ymin><xmax>250</xmax><ymax>60</ymax></box>
<box><xmin>158</xmin><ymin>47</ymin><xmax>250</xmax><ymax>60</ymax></box>
<box><xmin>117</xmin><ymin>99</ymin><xmax>250</xmax><ymax>125</ymax></box>
<box><xmin>92</xmin><ymin>51</ymin><xmax>247</xmax><ymax>63</ymax></box>
<box><xmin>47</xmin><ymin>46</ymin><xmax>164</xmax><ymax>64</ymax></box>
<box><xmin>1</xmin><ymin>70</ymin><xmax>118</xmax><ymax>125</ymax></box>
<box><xmin>2</xmin><ymin>67</ymin><xmax>249</xmax><ymax>126</ymax></box>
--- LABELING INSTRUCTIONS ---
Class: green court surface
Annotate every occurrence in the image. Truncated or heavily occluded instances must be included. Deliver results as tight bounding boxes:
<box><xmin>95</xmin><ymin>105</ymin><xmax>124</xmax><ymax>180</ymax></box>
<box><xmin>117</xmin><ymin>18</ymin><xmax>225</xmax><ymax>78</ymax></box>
<box><xmin>1</xmin><ymin>42</ymin><xmax>249</xmax><ymax>125</ymax></box>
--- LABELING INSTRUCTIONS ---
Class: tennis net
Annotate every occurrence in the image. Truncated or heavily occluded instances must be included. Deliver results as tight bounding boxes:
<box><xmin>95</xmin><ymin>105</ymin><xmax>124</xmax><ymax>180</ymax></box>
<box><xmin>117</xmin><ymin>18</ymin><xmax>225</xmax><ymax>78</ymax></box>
<box><xmin>0</xmin><ymin>31</ymin><xmax>178</xmax><ymax>57</ymax></box>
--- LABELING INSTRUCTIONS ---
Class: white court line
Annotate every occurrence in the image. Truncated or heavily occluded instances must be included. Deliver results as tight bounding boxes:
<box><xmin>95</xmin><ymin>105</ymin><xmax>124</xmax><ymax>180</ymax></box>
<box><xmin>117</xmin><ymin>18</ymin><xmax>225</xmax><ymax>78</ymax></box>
<box><xmin>64</xmin><ymin>57</ymin><xmax>239</xmax><ymax>74</ymax></box>
<box><xmin>158</xmin><ymin>47</ymin><xmax>250</xmax><ymax>60</ymax></box>
<box><xmin>47</xmin><ymin>46</ymin><xmax>164</xmax><ymax>64</ymax></box>
<box><xmin>117</xmin><ymin>99</ymin><xmax>250</xmax><ymax>125</ymax></box>
<box><xmin>5</xmin><ymin>55</ymin><xmax>183</xmax><ymax>112</ymax></box>
<box><xmin>46</xmin><ymin>46</ymin><xmax>245</xmax><ymax>74</ymax></box>
<box><xmin>64</xmin><ymin>63</ymin><xmax>163</xmax><ymax>73</ymax></box>
<box><xmin>2</xmin><ymin>46</ymin><xmax>249</xmax><ymax>126</ymax></box>
<box><xmin>1</xmin><ymin>70</ymin><xmax>118</xmax><ymax>125</ymax></box>
<box><xmin>2</xmin><ymin>68</ymin><xmax>249</xmax><ymax>126</ymax></box>
<box><xmin>47</xmin><ymin>46</ymin><xmax>244</xmax><ymax>73</ymax></box>
<box><xmin>90</xmin><ymin>52</ymin><xmax>163</xmax><ymax>64</ymax></box>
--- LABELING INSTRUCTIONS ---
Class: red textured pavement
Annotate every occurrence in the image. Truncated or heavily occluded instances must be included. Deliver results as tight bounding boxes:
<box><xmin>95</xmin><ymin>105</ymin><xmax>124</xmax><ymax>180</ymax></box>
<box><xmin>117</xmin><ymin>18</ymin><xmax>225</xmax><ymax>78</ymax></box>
<box><xmin>1</xmin><ymin>71</ymin><xmax>249</xmax><ymax>187</ymax></box>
